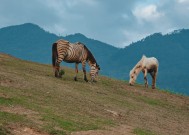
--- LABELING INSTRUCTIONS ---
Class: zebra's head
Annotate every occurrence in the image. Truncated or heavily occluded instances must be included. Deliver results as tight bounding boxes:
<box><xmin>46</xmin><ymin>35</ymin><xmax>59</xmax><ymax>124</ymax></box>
<box><xmin>90</xmin><ymin>63</ymin><xmax>100</xmax><ymax>81</ymax></box>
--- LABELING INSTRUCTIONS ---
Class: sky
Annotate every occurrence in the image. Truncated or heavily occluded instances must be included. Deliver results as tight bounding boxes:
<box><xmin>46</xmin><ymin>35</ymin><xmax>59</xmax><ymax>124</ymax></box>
<box><xmin>0</xmin><ymin>0</ymin><xmax>189</xmax><ymax>48</ymax></box>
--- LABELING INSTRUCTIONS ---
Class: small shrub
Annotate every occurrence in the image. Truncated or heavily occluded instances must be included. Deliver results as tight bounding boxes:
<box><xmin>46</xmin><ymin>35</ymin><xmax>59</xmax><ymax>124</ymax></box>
<box><xmin>0</xmin><ymin>126</ymin><xmax>10</xmax><ymax>135</ymax></box>
<box><xmin>59</xmin><ymin>69</ymin><xmax>65</xmax><ymax>76</ymax></box>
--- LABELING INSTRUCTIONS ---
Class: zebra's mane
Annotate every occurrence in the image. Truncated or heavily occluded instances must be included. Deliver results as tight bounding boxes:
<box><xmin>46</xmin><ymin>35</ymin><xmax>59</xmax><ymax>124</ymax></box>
<box><xmin>78</xmin><ymin>42</ymin><xmax>97</xmax><ymax>64</ymax></box>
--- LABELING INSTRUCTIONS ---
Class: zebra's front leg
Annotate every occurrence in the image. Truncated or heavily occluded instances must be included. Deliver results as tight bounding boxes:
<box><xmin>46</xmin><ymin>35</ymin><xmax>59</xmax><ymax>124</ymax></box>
<box><xmin>82</xmin><ymin>61</ymin><xmax>88</xmax><ymax>82</ymax></box>
<box><xmin>90</xmin><ymin>65</ymin><xmax>97</xmax><ymax>83</ymax></box>
<box><xmin>55</xmin><ymin>68</ymin><xmax>59</xmax><ymax>77</ymax></box>
<box><xmin>74</xmin><ymin>63</ymin><xmax>78</xmax><ymax>81</ymax></box>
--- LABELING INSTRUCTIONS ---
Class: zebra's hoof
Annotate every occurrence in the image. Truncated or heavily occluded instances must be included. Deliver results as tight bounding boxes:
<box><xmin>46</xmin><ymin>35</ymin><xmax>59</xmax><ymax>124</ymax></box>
<box><xmin>90</xmin><ymin>79</ymin><xmax>97</xmax><ymax>83</ymax></box>
<box><xmin>74</xmin><ymin>77</ymin><xmax>78</xmax><ymax>81</ymax></box>
<box><xmin>58</xmin><ymin>75</ymin><xmax>62</xmax><ymax>78</ymax></box>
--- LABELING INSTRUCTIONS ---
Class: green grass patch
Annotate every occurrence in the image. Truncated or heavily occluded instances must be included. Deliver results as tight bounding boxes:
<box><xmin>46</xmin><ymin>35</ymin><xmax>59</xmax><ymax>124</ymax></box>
<box><xmin>0</xmin><ymin>86</ymin><xmax>46</xmax><ymax>111</ymax></box>
<box><xmin>42</xmin><ymin>111</ymin><xmax>115</xmax><ymax>134</ymax></box>
<box><xmin>0</xmin><ymin>95</ymin><xmax>28</xmax><ymax>108</ymax></box>
<box><xmin>137</xmin><ymin>96</ymin><xmax>168</xmax><ymax>107</ymax></box>
<box><xmin>0</xmin><ymin>126</ymin><xmax>10</xmax><ymax>135</ymax></box>
<box><xmin>43</xmin><ymin>114</ymin><xmax>100</xmax><ymax>132</ymax></box>
<box><xmin>0</xmin><ymin>111</ymin><xmax>26</xmax><ymax>124</ymax></box>
<box><xmin>133</xmin><ymin>128</ymin><xmax>156</xmax><ymax>135</ymax></box>
<box><xmin>0</xmin><ymin>97</ymin><xmax>13</xmax><ymax>105</ymax></box>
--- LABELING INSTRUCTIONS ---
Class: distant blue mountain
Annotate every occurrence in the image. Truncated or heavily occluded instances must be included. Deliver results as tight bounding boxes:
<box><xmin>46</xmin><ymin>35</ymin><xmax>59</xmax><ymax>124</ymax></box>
<box><xmin>0</xmin><ymin>23</ymin><xmax>118</xmax><ymax>71</ymax></box>
<box><xmin>0</xmin><ymin>23</ymin><xmax>188</xmax><ymax>95</ymax></box>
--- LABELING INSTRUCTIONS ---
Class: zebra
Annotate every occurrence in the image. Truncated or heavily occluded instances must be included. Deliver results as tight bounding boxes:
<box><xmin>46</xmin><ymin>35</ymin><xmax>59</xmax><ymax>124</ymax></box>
<box><xmin>52</xmin><ymin>39</ymin><xmax>100</xmax><ymax>82</ymax></box>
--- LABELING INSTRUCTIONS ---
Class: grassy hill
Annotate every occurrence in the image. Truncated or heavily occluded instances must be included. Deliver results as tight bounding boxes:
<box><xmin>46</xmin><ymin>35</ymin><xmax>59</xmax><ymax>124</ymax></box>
<box><xmin>0</xmin><ymin>53</ymin><xmax>189</xmax><ymax>135</ymax></box>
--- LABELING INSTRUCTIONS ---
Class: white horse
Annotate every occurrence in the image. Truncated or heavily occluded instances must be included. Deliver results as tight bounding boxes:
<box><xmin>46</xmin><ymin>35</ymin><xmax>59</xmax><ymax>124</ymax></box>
<box><xmin>129</xmin><ymin>55</ymin><xmax>159</xmax><ymax>89</ymax></box>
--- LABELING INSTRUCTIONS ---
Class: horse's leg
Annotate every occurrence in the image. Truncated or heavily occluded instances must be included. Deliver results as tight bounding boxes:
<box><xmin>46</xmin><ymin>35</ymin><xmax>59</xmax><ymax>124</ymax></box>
<box><xmin>150</xmin><ymin>72</ymin><xmax>156</xmax><ymax>89</ymax></box>
<box><xmin>153</xmin><ymin>70</ymin><xmax>157</xmax><ymax>89</ymax></box>
<box><xmin>74</xmin><ymin>63</ymin><xmax>78</xmax><ymax>81</ymax></box>
<box><xmin>82</xmin><ymin>61</ymin><xmax>88</xmax><ymax>82</ymax></box>
<box><xmin>143</xmin><ymin>69</ymin><xmax>148</xmax><ymax>88</ymax></box>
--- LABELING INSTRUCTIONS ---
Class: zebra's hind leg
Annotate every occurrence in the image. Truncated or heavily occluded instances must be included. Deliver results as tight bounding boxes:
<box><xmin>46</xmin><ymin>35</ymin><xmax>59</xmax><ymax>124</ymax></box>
<box><xmin>55</xmin><ymin>69</ymin><xmax>59</xmax><ymax>77</ymax></box>
<box><xmin>74</xmin><ymin>63</ymin><xmax>78</xmax><ymax>81</ymax></box>
<box><xmin>84</xmin><ymin>75</ymin><xmax>88</xmax><ymax>82</ymax></box>
<box><xmin>54</xmin><ymin>62</ymin><xmax>59</xmax><ymax>77</ymax></box>
<box><xmin>55</xmin><ymin>62</ymin><xmax>62</xmax><ymax>78</ymax></box>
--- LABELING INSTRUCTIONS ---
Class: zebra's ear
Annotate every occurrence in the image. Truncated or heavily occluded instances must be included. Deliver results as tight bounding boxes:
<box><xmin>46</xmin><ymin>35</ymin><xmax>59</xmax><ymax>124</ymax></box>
<box><xmin>97</xmin><ymin>64</ymin><xmax>100</xmax><ymax>70</ymax></box>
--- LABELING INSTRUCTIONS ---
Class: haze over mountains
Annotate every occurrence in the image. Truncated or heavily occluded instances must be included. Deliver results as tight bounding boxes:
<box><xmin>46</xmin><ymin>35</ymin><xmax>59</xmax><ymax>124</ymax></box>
<box><xmin>0</xmin><ymin>23</ymin><xmax>188</xmax><ymax>95</ymax></box>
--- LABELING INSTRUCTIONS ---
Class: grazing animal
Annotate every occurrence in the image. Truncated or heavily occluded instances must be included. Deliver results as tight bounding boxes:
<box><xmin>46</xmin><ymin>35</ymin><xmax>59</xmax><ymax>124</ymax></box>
<box><xmin>129</xmin><ymin>55</ymin><xmax>159</xmax><ymax>89</ymax></box>
<box><xmin>52</xmin><ymin>39</ymin><xmax>100</xmax><ymax>82</ymax></box>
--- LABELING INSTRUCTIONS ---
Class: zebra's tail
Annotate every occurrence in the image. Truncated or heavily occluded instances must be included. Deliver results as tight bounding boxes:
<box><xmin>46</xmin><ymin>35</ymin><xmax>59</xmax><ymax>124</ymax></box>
<box><xmin>52</xmin><ymin>42</ymin><xmax>58</xmax><ymax>67</ymax></box>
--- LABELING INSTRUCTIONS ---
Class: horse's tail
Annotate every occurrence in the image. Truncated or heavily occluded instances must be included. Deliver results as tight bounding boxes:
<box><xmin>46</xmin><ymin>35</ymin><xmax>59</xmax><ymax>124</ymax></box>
<box><xmin>155</xmin><ymin>58</ymin><xmax>159</xmax><ymax>75</ymax></box>
<box><xmin>52</xmin><ymin>42</ymin><xmax>58</xmax><ymax>68</ymax></box>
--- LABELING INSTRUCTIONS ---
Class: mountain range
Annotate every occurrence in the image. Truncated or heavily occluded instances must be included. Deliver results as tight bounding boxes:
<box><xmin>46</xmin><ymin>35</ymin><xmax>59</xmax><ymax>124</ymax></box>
<box><xmin>0</xmin><ymin>23</ymin><xmax>188</xmax><ymax>95</ymax></box>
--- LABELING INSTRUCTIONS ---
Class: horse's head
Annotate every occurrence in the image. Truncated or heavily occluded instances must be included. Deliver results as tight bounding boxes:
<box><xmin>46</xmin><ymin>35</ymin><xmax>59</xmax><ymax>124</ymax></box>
<box><xmin>129</xmin><ymin>70</ymin><xmax>137</xmax><ymax>86</ymax></box>
<box><xmin>129</xmin><ymin>65</ymin><xmax>141</xmax><ymax>86</ymax></box>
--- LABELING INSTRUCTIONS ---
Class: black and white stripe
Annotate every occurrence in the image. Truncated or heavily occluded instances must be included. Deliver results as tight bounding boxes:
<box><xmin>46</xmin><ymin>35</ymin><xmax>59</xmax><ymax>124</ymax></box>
<box><xmin>52</xmin><ymin>39</ymin><xmax>100</xmax><ymax>82</ymax></box>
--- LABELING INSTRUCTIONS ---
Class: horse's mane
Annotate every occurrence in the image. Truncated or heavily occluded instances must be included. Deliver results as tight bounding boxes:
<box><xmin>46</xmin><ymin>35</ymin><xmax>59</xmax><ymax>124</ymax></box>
<box><xmin>78</xmin><ymin>42</ymin><xmax>97</xmax><ymax>64</ymax></box>
<box><xmin>130</xmin><ymin>55</ymin><xmax>146</xmax><ymax>75</ymax></box>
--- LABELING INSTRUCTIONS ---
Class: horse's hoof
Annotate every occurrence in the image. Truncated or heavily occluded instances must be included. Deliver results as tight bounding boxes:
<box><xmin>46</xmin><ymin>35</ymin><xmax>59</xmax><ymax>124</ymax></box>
<box><xmin>129</xmin><ymin>83</ymin><xmax>133</xmax><ymax>86</ymax></box>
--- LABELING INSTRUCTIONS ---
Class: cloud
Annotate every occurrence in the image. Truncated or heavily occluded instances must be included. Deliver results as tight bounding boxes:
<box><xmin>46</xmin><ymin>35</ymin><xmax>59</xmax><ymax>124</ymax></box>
<box><xmin>0</xmin><ymin>0</ymin><xmax>188</xmax><ymax>48</ymax></box>
<box><xmin>177</xmin><ymin>0</ymin><xmax>189</xmax><ymax>3</ymax></box>
<box><xmin>133</xmin><ymin>4</ymin><xmax>164</xmax><ymax>23</ymax></box>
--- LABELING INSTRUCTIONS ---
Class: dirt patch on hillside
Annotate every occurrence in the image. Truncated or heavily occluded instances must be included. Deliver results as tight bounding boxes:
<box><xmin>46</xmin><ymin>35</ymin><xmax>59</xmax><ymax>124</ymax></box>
<box><xmin>0</xmin><ymin>105</ymin><xmax>43</xmax><ymax>125</ymax></box>
<box><xmin>1</xmin><ymin>106</ymin><xmax>48</xmax><ymax>134</ymax></box>
<box><xmin>0</xmin><ymin>75</ymin><xmax>28</xmax><ymax>89</ymax></box>
<box><xmin>1</xmin><ymin>105</ymin><xmax>38</xmax><ymax>115</ymax></box>
<box><xmin>0</xmin><ymin>92</ymin><xmax>10</xmax><ymax>99</ymax></box>
<box><xmin>0</xmin><ymin>78</ymin><xmax>14</xmax><ymax>87</ymax></box>
<box><xmin>8</xmin><ymin>125</ymin><xmax>48</xmax><ymax>135</ymax></box>
<box><xmin>71</xmin><ymin>125</ymin><xmax>134</xmax><ymax>135</ymax></box>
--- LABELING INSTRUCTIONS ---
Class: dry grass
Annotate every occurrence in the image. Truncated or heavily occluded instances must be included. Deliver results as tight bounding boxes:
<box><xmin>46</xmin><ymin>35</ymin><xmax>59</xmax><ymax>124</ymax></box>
<box><xmin>0</xmin><ymin>53</ymin><xmax>189</xmax><ymax>135</ymax></box>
